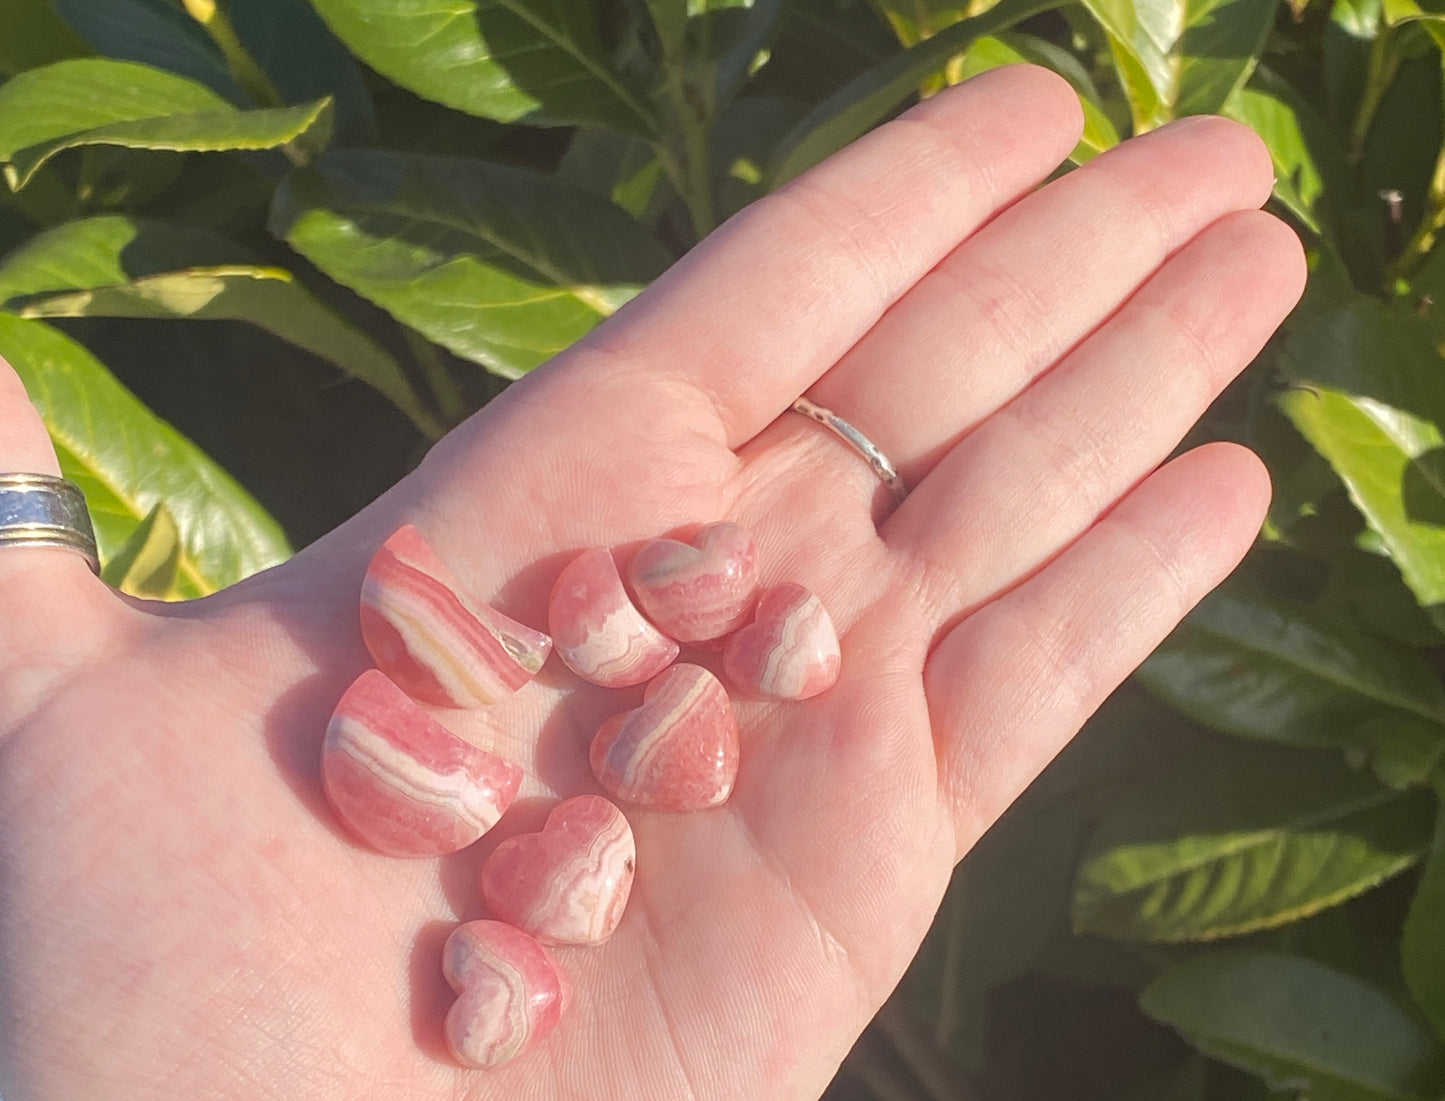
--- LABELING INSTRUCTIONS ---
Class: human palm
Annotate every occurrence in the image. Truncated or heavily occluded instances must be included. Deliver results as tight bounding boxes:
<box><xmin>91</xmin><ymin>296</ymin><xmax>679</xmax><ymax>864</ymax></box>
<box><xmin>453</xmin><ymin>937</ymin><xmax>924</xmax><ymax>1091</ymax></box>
<box><xmin>0</xmin><ymin>67</ymin><xmax>1304</xmax><ymax>1101</ymax></box>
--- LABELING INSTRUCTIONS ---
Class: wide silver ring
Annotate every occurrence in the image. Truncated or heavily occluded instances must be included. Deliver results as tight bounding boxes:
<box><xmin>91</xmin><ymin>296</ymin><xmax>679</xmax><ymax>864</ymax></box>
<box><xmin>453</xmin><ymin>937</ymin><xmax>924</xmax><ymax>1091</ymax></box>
<box><xmin>790</xmin><ymin>396</ymin><xmax>907</xmax><ymax>506</ymax></box>
<box><xmin>0</xmin><ymin>474</ymin><xmax>100</xmax><ymax>573</ymax></box>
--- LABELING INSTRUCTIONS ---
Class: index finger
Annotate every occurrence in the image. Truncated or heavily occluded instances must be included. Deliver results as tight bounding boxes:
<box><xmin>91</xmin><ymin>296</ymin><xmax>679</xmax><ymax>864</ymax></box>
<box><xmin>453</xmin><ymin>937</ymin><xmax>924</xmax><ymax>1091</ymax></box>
<box><xmin>584</xmin><ymin>64</ymin><xmax>1084</xmax><ymax>448</ymax></box>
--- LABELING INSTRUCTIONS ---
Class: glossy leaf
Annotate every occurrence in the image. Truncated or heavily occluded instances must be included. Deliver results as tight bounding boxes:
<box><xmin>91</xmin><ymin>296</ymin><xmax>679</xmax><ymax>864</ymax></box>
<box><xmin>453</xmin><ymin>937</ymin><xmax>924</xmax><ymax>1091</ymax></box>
<box><xmin>1142</xmin><ymin>951</ymin><xmax>1445</xmax><ymax>1099</ymax></box>
<box><xmin>100</xmin><ymin>501</ymin><xmax>181</xmax><ymax>598</ymax></box>
<box><xmin>307</xmin><ymin>0</ymin><xmax>653</xmax><ymax>134</ymax></box>
<box><xmin>1080</xmin><ymin>0</ymin><xmax>1276</xmax><ymax>130</ymax></box>
<box><xmin>0</xmin><ymin>216</ymin><xmax>438</xmax><ymax>436</ymax></box>
<box><xmin>51</xmin><ymin>0</ymin><xmax>243</xmax><ymax>100</ymax></box>
<box><xmin>0</xmin><ymin>316</ymin><xmax>288</xmax><ymax>597</ymax></box>
<box><xmin>1277</xmin><ymin>297</ymin><xmax>1445</xmax><ymax>625</ymax></box>
<box><xmin>868</xmin><ymin>0</ymin><xmax>974</xmax><ymax>45</ymax></box>
<box><xmin>0</xmin><ymin>59</ymin><xmax>331</xmax><ymax>190</ymax></box>
<box><xmin>270</xmin><ymin>150</ymin><xmax>671</xmax><ymax>378</ymax></box>
<box><xmin>768</xmin><ymin>0</ymin><xmax>1063</xmax><ymax>184</ymax></box>
<box><xmin>1402</xmin><ymin>799</ymin><xmax>1445</xmax><ymax>1041</ymax></box>
<box><xmin>953</xmin><ymin>34</ymin><xmax>1120</xmax><ymax>163</ymax></box>
<box><xmin>1074</xmin><ymin>745</ymin><xmax>1433</xmax><ymax>942</ymax></box>
<box><xmin>1137</xmin><ymin>590</ymin><xmax>1445</xmax><ymax>786</ymax></box>
<box><xmin>0</xmin><ymin>0</ymin><xmax>92</xmax><ymax>77</ymax></box>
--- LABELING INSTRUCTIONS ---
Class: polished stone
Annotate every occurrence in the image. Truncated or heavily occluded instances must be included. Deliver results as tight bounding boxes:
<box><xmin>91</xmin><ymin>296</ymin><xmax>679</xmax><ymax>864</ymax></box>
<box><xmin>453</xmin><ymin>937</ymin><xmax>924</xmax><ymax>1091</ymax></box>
<box><xmin>322</xmin><ymin>670</ymin><xmax>521</xmax><ymax>857</ymax></box>
<box><xmin>590</xmin><ymin>664</ymin><xmax>739</xmax><ymax>810</ymax></box>
<box><xmin>723</xmin><ymin>582</ymin><xmax>841</xmax><ymax>700</ymax></box>
<box><xmin>548</xmin><ymin>547</ymin><xmax>679</xmax><ymax>687</ymax></box>
<box><xmin>443</xmin><ymin>920</ymin><xmax>567</xmax><ymax>1070</ymax></box>
<box><xmin>361</xmin><ymin>524</ymin><xmax>551</xmax><ymax>708</ymax></box>
<box><xmin>481</xmin><ymin>795</ymin><xmax>635</xmax><ymax>945</ymax></box>
<box><xmin>627</xmin><ymin>522</ymin><xmax>759</xmax><ymax>642</ymax></box>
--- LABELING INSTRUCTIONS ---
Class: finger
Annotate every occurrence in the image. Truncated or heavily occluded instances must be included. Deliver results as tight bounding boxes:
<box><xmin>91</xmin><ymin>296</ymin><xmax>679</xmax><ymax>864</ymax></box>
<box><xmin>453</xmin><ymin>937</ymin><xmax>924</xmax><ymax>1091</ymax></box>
<box><xmin>581</xmin><ymin>64</ymin><xmax>1084</xmax><ymax>448</ymax></box>
<box><xmin>925</xmin><ymin>442</ymin><xmax>1270</xmax><ymax>853</ymax></box>
<box><xmin>887</xmin><ymin>208</ymin><xmax>1305</xmax><ymax>614</ymax></box>
<box><xmin>794</xmin><ymin>114</ymin><xmax>1275</xmax><ymax>484</ymax></box>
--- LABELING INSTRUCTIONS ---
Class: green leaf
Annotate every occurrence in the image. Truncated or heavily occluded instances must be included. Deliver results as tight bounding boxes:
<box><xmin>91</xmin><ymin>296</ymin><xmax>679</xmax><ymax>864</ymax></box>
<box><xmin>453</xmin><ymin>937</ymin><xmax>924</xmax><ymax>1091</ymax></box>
<box><xmin>100</xmin><ymin>501</ymin><xmax>181</xmax><ymax>598</ymax></box>
<box><xmin>1142</xmin><ymin>951</ymin><xmax>1445</xmax><ymax>1099</ymax></box>
<box><xmin>867</xmin><ymin>0</ymin><xmax>974</xmax><ymax>46</ymax></box>
<box><xmin>51</xmin><ymin>0</ymin><xmax>243</xmax><ymax>101</ymax></box>
<box><xmin>1276</xmin><ymin>297</ymin><xmax>1445</xmax><ymax>625</ymax></box>
<box><xmin>1137</xmin><ymin>590</ymin><xmax>1445</xmax><ymax>786</ymax></box>
<box><xmin>1224</xmin><ymin>69</ymin><xmax>1345</xmax><ymax>234</ymax></box>
<box><xmin>0</xmin><ymin>59</ymin><xmax>332</xmax><ymax>190</ymax></box>
<box><xmin>1074</xmin><ymin>744</ymin><xmax>1433</xmax><ymax>943</ymax></box>
<box><xmin>1081</xmin><ymin>0</ymin><xmax>1277</xmax><ymax>130</ymax></box>
<box><xmin>0</xmin><ymin>216</ymin><xmax>439</xmax><ymax>437</ymax></box>
<box><xmin>952</xmin><ymin>34</ymin><xmax>1120</xmax><ymax>163</ymax></box>
<box><xmin>0</xmin><ymin>0</ymin><xmax>93</xmax><ymax>77</ymax></box>
<box><xmin>307</xmin><ymin>0</ymin><xmax>654</xmax><ymax>134</ymax></box>
<box><xmin>1402</xmin><ymin>800</ymin><xmax>1445</xmax><ymax>1041</ymax></box>
<box><xmin>768</xmin><ymin>0</ymin><xmax>1063</xmax><ymax>185</ymax></box>
<box><xmin>0</xmin><ymin>316</ymin><xmax>288</xmax><ymax>597</ymax></box>
<box><xmin>270</xmin><ymin>150</ymin><xmax>671</xmax><ymax>378</ymax></box>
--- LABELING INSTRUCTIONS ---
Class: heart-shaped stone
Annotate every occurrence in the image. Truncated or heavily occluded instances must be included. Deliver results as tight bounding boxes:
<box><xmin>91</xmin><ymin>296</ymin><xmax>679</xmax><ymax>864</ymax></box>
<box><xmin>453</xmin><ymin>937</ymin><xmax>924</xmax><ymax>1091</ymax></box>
<box><xmin>442</xmin><ymin>920</ymin><xmax>567</xmax><ymax>1069</ymax></box>
<box><xmin>627</xmin><ymin>522</ymin><xmax>759</xmax><ymax>643</ymax></box>
<box><xmin>322</xmin><ymin>669</ymin><xmax>522</xmax><ymax>857</ymax></box>
<box><xmin>590</xmin><ymin>664</ymin><xmax>739</xmax><ymax>811</ymax></box>
<box><xmin>723</xmin><ymin>582</ymin><xmax>841</xmax><ymax>700</ymax></box>
<box><xmin>548</xmin><ymin>547</ymin><xmax>679</xmax><ymax>687</ymax></box>
<box><xmin>481</xmin><ymin>795</ymin><xmax>635</xmax><ymax>945</ymax></box>
<box><xmin>361</xmin><ymin>524</ymin><xmax>551</xmax><ymax>708</ymax></box>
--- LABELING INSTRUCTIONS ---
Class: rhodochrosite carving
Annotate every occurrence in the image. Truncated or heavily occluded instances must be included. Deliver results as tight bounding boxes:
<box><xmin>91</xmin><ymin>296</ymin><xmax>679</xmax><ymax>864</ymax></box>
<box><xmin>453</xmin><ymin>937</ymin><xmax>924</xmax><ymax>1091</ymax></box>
<box><xmin>548</xmin><ymin>546</ymin><xmax>679</xmax><ymax>687</ymax></box>
<box><xmin>627</xmin><ymin>522</ymin><xmax>759</xmax><ymax>642</ymax></box>
<box><xmin>443</xmin><ymin>921</ymin><xmax>567</xmax><ymax>1069</ymax></box>
<box><xmin>590</xmin><ymin>664</ymin><xmax>739</xmax><ymax>810</ymax></box>
<box><xmin>322</xmin><ymin>670</ymin><xmax>522</xmax><ymax>857</ymax></box>
<box><xmin>481</xmin><ymin>795</ymin><xmax>636</xmax><ymax>945</ymax></box>
<box><xmin>361</xmin><ymin>524</ymin><xmax>551</xmax><ymax>708</ymax></box>
<box><xmin>724</xmin><ymin>582</ymin><xmax>841</xmax><ymax>700</ymax></box>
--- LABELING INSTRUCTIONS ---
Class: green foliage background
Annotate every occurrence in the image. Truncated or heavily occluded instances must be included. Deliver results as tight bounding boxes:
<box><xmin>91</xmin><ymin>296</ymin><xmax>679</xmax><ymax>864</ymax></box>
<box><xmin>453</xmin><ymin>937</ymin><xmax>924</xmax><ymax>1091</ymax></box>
<box><xmin>3</xmin><ymin>0</ymin><xmax>1445</xmax><ymax>1096</ymax></box>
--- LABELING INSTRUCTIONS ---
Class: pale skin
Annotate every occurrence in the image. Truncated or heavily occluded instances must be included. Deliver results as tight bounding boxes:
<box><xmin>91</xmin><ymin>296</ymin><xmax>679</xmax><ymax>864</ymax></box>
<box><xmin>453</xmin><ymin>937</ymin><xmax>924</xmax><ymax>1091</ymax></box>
<box><xmin>0</xmin><ymin>66</ymin><xmax>1305</xmax><ymax>1100</ymax></box>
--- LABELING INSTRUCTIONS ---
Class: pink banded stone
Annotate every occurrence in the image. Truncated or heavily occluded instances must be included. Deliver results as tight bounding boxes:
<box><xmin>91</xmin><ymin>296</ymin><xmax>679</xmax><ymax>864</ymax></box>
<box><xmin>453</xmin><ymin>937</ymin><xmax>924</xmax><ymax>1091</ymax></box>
<box><xmin>627</xmin><ymin>522</ymin><xmax>759</xmax><ymax>643</ymax></box>
<box><xmin>723</xmin><ymin>582</ymin><xmax>841</xmax><ymax>700</ymax></box>
<box><xmin>361</xmin><ymin>524</ymin><xmax>551</xmax><ymax>708</ymax></box>
<box><xmin>548</xmin><ymin>547</ymin><xmax>679</xmax><ymax>688</ymax></box>
<box><xmin>443</xmin><ymin>920</ymin><xmax>567</xmax><ymax>1070</ymax></box>
<box><xmin>322</xmin><ymin>669</ymin><xmax>522</xmax><ymax>857</ymax></box>
<box><xmin>481</xmin><ymin>795</ymin><xmax>635</xmax><ymax>946</ymax></box>
<box><xmin>590</xmin><ymin>664</ymin><xmax>739</xmax><ymax>811</ymax></box>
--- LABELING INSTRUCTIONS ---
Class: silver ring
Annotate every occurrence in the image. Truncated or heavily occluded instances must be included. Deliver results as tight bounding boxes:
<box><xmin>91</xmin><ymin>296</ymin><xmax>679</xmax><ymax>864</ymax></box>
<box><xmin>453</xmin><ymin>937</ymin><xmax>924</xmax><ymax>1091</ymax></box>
<box><xmin>0</xmin><ymin>474</ymin><xmax>100</xmax><ymax>573</ymax></box>
<box><xmin>790</xmin><ymin>396</ymin><xmax>907</xmax><ymax>506</ymax></box>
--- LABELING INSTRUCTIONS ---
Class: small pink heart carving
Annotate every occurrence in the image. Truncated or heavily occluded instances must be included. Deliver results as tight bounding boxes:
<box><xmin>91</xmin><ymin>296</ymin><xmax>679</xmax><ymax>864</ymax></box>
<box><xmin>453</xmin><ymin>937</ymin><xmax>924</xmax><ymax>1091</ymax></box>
<box><xmin>627</xmin><ymin>522</ymin><xmax>759</xmax><ymax>643</ymax></box>
<box><xmin>590</xmin><ymin>664</ymin><xmax>739</xmax><ymax>811</ymax></box>
<box><xmin>481</xmin><ymin>795</ymin><xmax>636</xmax><ymax>945</ymax></box>
<box><xmin>723</xmin><ymin>582</ymin><xmax>841</xmax><ymax>700</ymax></box>
<box><xmin>442</xmin><ymin>920</ymin><xmax>567</xmax><ymax>1069</ymax></box>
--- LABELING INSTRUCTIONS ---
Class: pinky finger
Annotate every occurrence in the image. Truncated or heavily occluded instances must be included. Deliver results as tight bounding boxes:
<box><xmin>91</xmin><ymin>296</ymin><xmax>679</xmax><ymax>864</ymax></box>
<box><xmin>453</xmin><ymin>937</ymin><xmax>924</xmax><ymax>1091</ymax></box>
<box><xmin>925</xmin><ymin>442</ymin><xmax>1270</xmax><ymax>855</ymax></box>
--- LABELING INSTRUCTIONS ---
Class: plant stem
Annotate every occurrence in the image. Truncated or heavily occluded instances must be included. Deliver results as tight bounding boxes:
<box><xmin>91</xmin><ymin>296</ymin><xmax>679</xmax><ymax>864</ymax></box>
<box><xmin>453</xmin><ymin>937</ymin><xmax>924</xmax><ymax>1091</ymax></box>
<box><xmin>877</xmin><ymin>1001</ymin><xmax>976</xmax><ymax>1101</ymax></box>
<box><xmin>402</xmin><ymin>327</ymin><xmax>466</xmax><ymax>430</ymax></box>
<box><xmin>933</xmin><ymin>888</ymin><xmax>969</xmax><ymax>1049</ymax></box>
<box><xmin>681</xmin><ymin>110</ymin><xmax>717</xmax><ymax>239</ymax></box>
<box><xmin>1350</xmin><ymin>24</ymin><xmax>1400</xmax><ymax>162</ymax></box>
<box><xmin>180</xmin><ymin>0</ymin><xmax>286</xmax><ymax>109</ymax></box>
<box><xmin>846</xmin><ymin>1035</ymin><xmax>928</xmax><ymax>1101</ymax></box>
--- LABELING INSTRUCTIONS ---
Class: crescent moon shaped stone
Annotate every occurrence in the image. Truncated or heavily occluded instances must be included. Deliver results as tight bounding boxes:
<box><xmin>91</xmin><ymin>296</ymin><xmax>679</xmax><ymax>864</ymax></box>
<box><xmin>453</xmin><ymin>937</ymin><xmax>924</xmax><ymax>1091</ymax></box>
<box><xmin>723</xmin><ymin>582</ymin><xmax>841</xmax><ymax>700</ymax></box>
<box><xmin>481</xmin><ymin>795</ymin><xmax>636</xmax><ymax>946</ymax></box>
<box><xmin>590</xmin><ymin>664</ymin><xmax>739</xmax><ymax>811</ymax></box>
<box><xmin>322</xmin><ymin>669</ymin><xmax>522</xmax><ymax>857</ymax></box>
<box><xmin>361</xmin><ymin>524</ymin><xmax>552</xmax><ymax>708</ymax></box>
<box><xmin>626</xmin><ymin>522</ymin><xmax>759</xmax><ymax>642</ymax></box>
<box><xmin>547</xmin><ymin>547</ymin><xmax>679</xmax><ymax>687</ymax></box>
<box><xmin>442</xmin><ymin>920</ymin><xmax>567</xmax><ymax>1070</ymax></box>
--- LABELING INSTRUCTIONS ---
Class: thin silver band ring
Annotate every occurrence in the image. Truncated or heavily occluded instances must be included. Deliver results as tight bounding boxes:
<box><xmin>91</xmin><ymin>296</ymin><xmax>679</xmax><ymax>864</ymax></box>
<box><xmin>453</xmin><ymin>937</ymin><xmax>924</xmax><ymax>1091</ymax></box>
<box><xmin>790</xmin><ymin>396</ymin><xmax>907</xmax><ymax>506</ymax></box>
<box><xmin>0</xmin><ymin>473</ymin><xmax>100</xmax><ymax>573</ymax></box>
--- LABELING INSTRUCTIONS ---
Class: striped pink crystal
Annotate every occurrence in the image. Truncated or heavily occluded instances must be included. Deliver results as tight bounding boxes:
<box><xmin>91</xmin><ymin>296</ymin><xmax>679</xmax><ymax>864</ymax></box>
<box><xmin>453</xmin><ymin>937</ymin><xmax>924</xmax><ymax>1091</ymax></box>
<box><xmin>547</xmin><ymin>547</ymin><xmax>678</xmax><ymax>688</ymax></box>
<box><xmin>590</xmin><ymin>664</ymin><xmax>739</xmax><ymax>811</ymax></box>
<box><xmin>627</xmin><ymin>522</ymin><xmax>759</xmax><ymax>642</ymax></box>
<box><xmin>480</xmin><ymin>795</ymin><xmax>635</xmax><ymax>946</ymax></box>
<box><xmin>723</xmin><ymin>582</ymin><xmax>841</xmax><ymax>700</ymax></box>
<box><xmin>322</xmin><ymin>669</ymin><xmax>522</xmax><ymax>857</ymax></box>
<box><xmin>443</xmin><ymin>920</ymin><xmax>567</xmax><ymax>1070</ymax></box>
<box><xmin>361</xmin><ymin>524</ymin><xmax>551</xmax><ymax>708</ymax></box>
